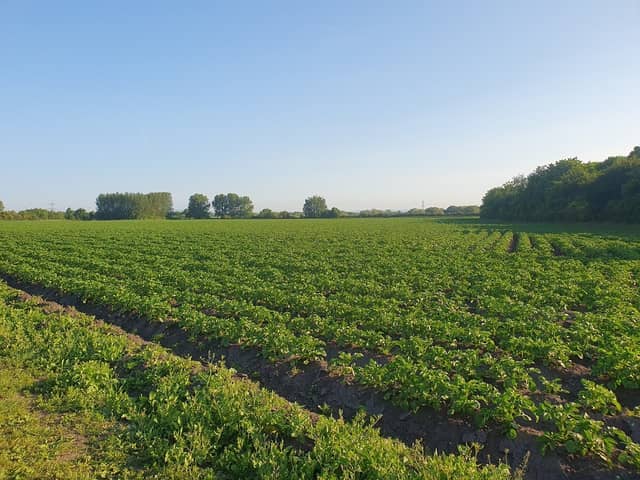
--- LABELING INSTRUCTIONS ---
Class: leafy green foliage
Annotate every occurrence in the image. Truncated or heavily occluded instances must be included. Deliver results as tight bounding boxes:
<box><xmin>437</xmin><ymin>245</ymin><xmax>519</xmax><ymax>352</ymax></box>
<box><xmin>481</xmin><ymin>146</ymin><xmax>640</xmax><ymax>222</ymax></box>
<box><xmin>0</xmin><ymin>281</ymin><xmax>513</xmax><ymax>479</ymax></box>
<box><xmin>65</xmin><ymin>207</ymin><xmax>94</xmax><ymax>220</ymax></box>
<box><xmin>187</xmin><ymin>193</ymin><xmax>211</xmax><ymax>219</ymax></box>
<box><xmin>0</xmin><ymin>218</ymin><xmax>639</xmax><ymax>473</ymax></box>
<box><xmin>212</xmin><ymin>193</ymin><xmax>254</xmax><ymax>218</ymax></box>
<box><xmin>538</xmin><ymin>402</ymin><xmax>640</xmax><ymax>469</ymax></box>
<box><xmin>303</xmin><ymin>195</ymin><xmax>328</xmax><ymax>218</ymax></box>
<box><xmin>578</xmin><ymin>380</ymin><xmax>622</xmax><ymax>415</ymax></box>
<box><xmin>95</xmin><ymin>192</ymin><xmax>173</xmax><ymax>220</ymax></box>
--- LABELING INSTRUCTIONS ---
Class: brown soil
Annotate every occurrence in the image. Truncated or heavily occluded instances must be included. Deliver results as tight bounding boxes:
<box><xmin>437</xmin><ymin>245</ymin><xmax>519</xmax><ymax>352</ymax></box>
<box><xmin>55</xmin><ymin>431</ymin><xmax>88</xmax><ymax>463</ymax></box>
<box><xmin>551</xmin><ymin>243</ymin><xmax>564</xmax><ymax>257</ymax></box>
<box><xmin>1</xmin><ymin>273</ymin><xmax>637</xmax><ymax>480</ymax></box>
<box><xmin>509</xmin><ymin>233</ymin><xmax>519</xmax><ymax>253</ymax></box>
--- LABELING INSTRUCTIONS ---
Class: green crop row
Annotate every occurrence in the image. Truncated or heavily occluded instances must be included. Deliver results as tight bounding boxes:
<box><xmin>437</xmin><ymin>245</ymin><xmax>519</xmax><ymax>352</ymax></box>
<box><xmin>0</xmin><ymin>218</ymin><xmax>639</xmax><ymax>472</ymax></box>
<box><xmin>0</xmin><ymin>280</ymin><xmax>513</xmax><ymax>479</ymax></box>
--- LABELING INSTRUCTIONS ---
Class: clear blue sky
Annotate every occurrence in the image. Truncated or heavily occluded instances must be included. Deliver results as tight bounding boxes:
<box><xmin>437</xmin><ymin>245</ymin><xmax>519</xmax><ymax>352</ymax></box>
<box><xmin>1</xmin><ymin>1</ymin><xmax>638</xmax><ymax>212</ymax></box>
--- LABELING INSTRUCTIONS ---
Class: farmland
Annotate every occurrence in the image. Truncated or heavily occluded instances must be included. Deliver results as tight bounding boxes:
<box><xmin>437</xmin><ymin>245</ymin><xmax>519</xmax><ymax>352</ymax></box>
<box><xmin>1</xmin><ymin>218</ymin><xmax>640</xmax><ymax>479</ymax></box>
<box><xmin>1</xmin><ymin>280</ymin><xmax>513</xmax><ymax>479</ymax></box>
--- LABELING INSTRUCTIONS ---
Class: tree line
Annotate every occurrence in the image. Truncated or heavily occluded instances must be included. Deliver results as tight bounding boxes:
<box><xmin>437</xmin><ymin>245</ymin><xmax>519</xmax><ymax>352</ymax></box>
<box><xmin>5</xmin><ymin>146</ymin><xmax>639</xmax><ymax>223</ymax></box>
<box><xmin>182</xmin><ymin>193</ymin><xmax>478</xmax><ymax>219</ymax></box>
<box><xmin>0</xmin><ymin>208</ymin><xmax>66</xmax><ymax>221</ymax></box>
<box><xmin>481</xmin><ymin>146</ymin><xmax>640</xmax><ymax>222</ymax></box>
<box><xmin>183</xmin><ymin>193</ymin><xmax>338</xmax><ymax>218</ymax></box>
<box><xmin>0</xmin><ymin>191</ymin><xmax>480</xmax><ymax>221</ymax></box>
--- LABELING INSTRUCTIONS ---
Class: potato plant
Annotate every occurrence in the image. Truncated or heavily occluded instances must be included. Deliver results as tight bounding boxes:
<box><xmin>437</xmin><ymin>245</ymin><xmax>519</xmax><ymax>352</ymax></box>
<box><xmin>0</xmin><ymin>280</ymin><xmax>515</xmax><ymax>479</ymax></box>
<box><xmin>0</xmin><ymin>218</ymin><xmax>639</xmax><ymax>473</ymax></box>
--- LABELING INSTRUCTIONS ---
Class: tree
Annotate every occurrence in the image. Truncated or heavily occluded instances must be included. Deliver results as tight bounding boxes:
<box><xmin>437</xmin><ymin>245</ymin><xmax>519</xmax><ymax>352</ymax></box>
<box><xmin>480</xmin><ymin>146</ymin><xmax>640</xmax><ymax>222</ymax></box>
<box><xmin>424</xmin><ymin>207</ymin><xmax>444</xmax><ymax>216</ymax></box>
<box><xmin>231</xmin><ymin>195</ymin><xmax>253</xmax><ymax>218</ymax></box>
<box><xmin>167</xmin><ymin>209</ymin><xmax>187</xmax><ymax>220</ymax></box>
<box><xmin>212</xmin><ymin>193</ymin><xmax>254</xmax><ymax>218</ymax></box>
<box><xmin>74</xmin><ymin>208</ymin><xmax>92</xmax><ymax>220</ymax></box>
<box><xmin>0</xmin><ymin>200</ymin><xmax>4</xmax><ymax>212</ymax></box>
<box><xmin>325</xmin><ymin>207</ymin><xmax>342</xmax><ymax>218</ymax></box>
<box><xmin>187</xmin><ymin>193</ymin><xmax>210</xmax><ymax>219</ymax></box>
<box><xmin>95</xmin><ymin>192</ymin><xmax>172</xmax><ymax>220</ymax></box>
<box><xmin>212</xmin><ymin>194</ymin><xmax>228</xmax><ymax>218</ymax></box>
<box><xmin>16</xmin><ymin>208</ymin><xmax>64</xmax><ymax>220</ymax></box>
<box><xmin>445</xmin><ymin>205</ymin><xmax>480</xmax><ymax>216</ymax></box>
<box><xmin>65</xmin><ymin>208</ymin><xmax>92</xmax><ymax>220</ymax></box>
<box><xmin>257</xmin><ymin>208</ymin><xmax>276</xmax><ymax>219</ymax></box>
<box><xmin>303</xmin><ymin>196</ymin><xmax>328</xmax><ymax>218</ymax></box>
<box><xmin>141</xmin><ymin>192</ymin><xmax>173</xmax><ymax>219</ymax></box>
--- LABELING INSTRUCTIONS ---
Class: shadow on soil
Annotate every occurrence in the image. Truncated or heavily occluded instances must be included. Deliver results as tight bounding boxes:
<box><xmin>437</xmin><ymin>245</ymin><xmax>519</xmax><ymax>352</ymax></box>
<box><xmin>434</xmin><ymin>217</ymin><xmax>640</xmax><ymax>239</ymax></box>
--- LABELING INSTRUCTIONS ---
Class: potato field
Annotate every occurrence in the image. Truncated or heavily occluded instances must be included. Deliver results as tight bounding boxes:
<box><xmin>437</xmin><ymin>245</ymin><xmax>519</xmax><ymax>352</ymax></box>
<box><xmin>1</xmin><ymin>218</ymin><xmax>639</xmax><ymax>479</ymax></box>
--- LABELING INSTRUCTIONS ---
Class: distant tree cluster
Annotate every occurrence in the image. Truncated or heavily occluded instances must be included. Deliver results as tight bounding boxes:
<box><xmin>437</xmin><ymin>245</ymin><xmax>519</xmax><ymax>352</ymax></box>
<box><xmin>481</xmin><ymin>147</ymin><xmax>640</xmax><ymax>222</ymax></box>
<box><xmin>212</xmin><ymin>193</ymin><xmax>253</xmax><ymax>218</ymax></box>
<box><xmin>256</xmin><ymin>208</ymin><xmax>276</xmax><ymax>219</ymax></box>
<box><xmin>0</xmin><ymin>208</ymin><xmax>65</xmax><ymax>220</ymax></box>
<box><xmin>95</xmin><ymin>192</ymin><xmax>173</xmax><ymax>220</ymax></box>
<box><xmin>444</xmin><ymin>205</ymin><xmax>480</xmax><ymax>216</ymax></box>
<box><xmin>255</xmin><ymin>209</ymin><xmax>304</xmax><ymax>219</ymax></box>
<box><xmin>358</xmin><ymin>205</ymin><xmax>477</xmax><ymax>217</ymax></box>
<box><xmin>183</xmin><ymin>193</ymin><xmax>255</xmax><ymax>219</ymax></box>
<box><xmin>405</xmin><ymin>207</ymin><xmax>449</xmax><ymax>216</ymax></box>
<box><xmin>299</xmin><ymin>196</ymin><xmax>342</xmax><ymax>218</ymax></box>
<box><xmin>358</xmin><ymin>209</ymin><xmax>400</xmax><ymax>217</ymax></box>
<box><xmin>64</xmin><ymin>208</ymin><xmax>93</xmax><ymax>221</ymax></box>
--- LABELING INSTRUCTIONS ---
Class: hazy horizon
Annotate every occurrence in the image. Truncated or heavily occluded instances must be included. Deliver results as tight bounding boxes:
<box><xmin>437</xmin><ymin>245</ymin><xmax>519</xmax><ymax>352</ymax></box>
<box><xmin>1</xmin><ymin>1</ymin><xmax>638</xmax><ymax>212</ymax></box>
